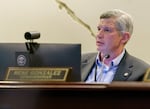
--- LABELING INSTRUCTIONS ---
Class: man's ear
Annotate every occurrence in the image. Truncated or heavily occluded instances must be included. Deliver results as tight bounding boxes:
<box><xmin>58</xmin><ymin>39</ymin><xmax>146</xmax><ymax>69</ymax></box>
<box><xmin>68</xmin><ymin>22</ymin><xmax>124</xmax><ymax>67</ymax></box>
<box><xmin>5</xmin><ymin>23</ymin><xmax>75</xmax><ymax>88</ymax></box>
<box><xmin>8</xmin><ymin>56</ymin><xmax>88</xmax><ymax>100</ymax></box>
<box><xmin>121</xmin><ymin>32</ymin><xmax>131</xmax><ymax>44</ymax></box>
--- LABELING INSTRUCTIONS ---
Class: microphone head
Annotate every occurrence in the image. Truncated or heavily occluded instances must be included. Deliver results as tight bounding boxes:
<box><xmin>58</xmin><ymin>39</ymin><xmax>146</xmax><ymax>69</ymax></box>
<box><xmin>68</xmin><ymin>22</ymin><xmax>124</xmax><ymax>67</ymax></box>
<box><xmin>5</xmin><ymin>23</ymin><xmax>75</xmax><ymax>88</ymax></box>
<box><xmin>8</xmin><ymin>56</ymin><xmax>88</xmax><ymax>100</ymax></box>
<box><xmin>104</xmin><ymin>54</ymin><xmax>110</xmax><ymax>59</ymax></box>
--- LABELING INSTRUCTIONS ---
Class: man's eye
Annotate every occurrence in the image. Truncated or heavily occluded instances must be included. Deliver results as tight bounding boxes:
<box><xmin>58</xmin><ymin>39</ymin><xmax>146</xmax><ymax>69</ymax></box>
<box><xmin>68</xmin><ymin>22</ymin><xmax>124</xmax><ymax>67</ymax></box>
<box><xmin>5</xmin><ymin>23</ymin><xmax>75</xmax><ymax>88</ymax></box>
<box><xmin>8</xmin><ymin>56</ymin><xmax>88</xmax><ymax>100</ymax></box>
<box><xmin>97</xmin><ymin>28</ymin><xmax>101</xmax><ymax>31</ymax></box>
<box><xmin>104</xmin><ymin>28</ymin><xmax>111</xmax><ymax>32</ymax></box>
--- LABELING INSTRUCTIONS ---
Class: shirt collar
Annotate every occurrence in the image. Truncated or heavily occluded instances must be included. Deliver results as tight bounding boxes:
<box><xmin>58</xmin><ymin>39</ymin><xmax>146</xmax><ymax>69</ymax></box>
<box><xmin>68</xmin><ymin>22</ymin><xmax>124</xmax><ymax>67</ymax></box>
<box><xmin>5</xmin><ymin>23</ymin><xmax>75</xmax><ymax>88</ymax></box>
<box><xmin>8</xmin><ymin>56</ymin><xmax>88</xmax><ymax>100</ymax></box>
<box><xmin>96</xmin><ymin>49</ymin><xmax>125</xmax><ymax>67</ymax></box>
<box><xmin>112</xmin><ymin>49</ymin><xmax>125</xmax><ymax>67</ymax></box>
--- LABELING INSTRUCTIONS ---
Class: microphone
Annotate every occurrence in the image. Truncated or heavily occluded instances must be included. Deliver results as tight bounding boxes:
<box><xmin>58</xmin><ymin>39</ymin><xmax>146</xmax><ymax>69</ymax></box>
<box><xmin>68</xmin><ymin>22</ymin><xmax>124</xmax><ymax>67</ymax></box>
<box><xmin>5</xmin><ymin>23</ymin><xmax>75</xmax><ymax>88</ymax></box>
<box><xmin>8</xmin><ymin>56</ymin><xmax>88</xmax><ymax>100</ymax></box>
<box><xmin>94</xmin><ymin>54</ymin><xmax>110</xmax><ymax>82</ymax></box>
<box><xmin>104</xmin><ymin>54</ymin><xmax>110</xmax><ymax>59</ymax></box>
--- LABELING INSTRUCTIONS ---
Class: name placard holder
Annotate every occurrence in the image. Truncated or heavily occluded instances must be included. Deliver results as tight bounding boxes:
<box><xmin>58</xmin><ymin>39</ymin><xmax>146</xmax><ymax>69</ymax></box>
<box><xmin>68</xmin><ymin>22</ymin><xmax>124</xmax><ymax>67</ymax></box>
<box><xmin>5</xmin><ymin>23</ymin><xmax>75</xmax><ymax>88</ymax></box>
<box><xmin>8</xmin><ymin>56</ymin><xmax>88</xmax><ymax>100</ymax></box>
<box><xmin>5</xmin><ymin>67</ymin><xmax>72</xmax><ymax>82</ymax></box>
<box><xmin>143</xmin><ymin>68</ymin><xmax>150</xmax><ymax>82</ymax></box>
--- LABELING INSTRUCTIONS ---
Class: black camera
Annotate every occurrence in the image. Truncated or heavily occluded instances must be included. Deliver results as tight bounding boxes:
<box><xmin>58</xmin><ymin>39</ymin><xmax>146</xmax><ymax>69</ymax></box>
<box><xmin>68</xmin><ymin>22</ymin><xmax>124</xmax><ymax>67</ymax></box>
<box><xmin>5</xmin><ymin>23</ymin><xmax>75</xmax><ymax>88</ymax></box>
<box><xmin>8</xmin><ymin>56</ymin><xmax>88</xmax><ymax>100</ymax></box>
<box><xmin>24</xmin><ymin>31</ymin><xmax>40</xmax><ymax>40</ymax></box>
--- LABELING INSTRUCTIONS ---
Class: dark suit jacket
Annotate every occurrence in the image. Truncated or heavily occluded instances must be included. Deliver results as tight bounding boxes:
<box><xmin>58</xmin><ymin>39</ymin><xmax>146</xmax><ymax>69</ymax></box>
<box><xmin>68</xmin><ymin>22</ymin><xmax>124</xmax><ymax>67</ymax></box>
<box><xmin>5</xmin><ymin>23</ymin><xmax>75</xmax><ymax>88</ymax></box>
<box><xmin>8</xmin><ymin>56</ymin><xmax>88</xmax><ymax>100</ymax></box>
<box><xmin>81</xmin><ymin>51</ymin><xmax>150</xmax><ymax>82</ymax></box>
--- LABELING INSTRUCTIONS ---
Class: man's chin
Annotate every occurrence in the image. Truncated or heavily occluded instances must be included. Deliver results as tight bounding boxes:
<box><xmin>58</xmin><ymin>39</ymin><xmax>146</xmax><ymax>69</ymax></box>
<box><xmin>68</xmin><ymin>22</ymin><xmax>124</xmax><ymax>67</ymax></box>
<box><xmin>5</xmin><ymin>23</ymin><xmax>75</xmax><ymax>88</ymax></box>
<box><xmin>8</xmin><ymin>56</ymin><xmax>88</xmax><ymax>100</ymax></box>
<box><xmin>97</xmin><ymin>48</ymin><xmax>102</xmax><ymax>52</ymax></box>
<box><xmin>97</xmin><ymin>48</ymin><xmax>108</xmax><ymax>53</ymax></box>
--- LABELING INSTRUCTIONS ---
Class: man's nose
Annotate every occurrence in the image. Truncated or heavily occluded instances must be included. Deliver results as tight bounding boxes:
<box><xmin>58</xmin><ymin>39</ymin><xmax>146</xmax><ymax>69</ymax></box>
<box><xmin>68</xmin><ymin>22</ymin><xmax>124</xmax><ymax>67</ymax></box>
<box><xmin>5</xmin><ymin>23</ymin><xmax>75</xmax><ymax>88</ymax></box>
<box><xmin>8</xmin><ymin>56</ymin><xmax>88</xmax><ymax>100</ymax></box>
<box><xmin>97</xmin><ymin>30</ymin><xmax>104</xmax><ymax>38</ymax></box>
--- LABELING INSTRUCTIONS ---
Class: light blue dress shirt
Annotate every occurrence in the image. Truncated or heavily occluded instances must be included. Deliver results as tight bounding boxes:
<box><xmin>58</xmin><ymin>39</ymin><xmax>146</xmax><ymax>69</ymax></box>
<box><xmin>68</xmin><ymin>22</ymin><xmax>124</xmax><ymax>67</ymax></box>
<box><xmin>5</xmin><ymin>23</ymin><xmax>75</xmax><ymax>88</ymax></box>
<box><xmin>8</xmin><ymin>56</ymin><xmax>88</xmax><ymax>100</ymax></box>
<box><xmin>86</xmin><ymin>50</ymin><xmax>125</xmax><ymax>83</ymax></box>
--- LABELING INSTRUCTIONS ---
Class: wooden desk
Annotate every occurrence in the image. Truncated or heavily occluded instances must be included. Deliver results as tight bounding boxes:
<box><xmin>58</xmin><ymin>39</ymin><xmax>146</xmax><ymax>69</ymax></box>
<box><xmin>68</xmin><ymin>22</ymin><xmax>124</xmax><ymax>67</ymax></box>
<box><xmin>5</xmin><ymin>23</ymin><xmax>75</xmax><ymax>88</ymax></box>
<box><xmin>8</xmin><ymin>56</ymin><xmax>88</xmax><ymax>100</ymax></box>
<box><xmin>0</xmin><ymin>81</ymin><xmax>150</xmax><ymax>109</ymax></box>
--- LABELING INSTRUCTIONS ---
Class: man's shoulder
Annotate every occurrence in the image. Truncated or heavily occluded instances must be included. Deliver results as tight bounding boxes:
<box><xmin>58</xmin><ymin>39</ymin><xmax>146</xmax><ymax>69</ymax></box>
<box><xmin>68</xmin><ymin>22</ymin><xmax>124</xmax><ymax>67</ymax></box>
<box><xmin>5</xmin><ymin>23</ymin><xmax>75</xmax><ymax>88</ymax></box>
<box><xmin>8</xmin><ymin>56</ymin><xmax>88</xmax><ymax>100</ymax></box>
<box><xmin>82</xmin><ymin>52</ymin><xmax>97</xmax><ymax>59</ymax></box>
<box><xmin>82</xmin><ymin>52</ymin><xmax>97</xmax><ymax>56</ymax></box>
<box><xmin>81</xmin><ymin>52</ymin><xmax>97</xmax><ymax>63</ymax></box>
<box><xmin>126</xmin><ymin>53</ymin><xmax>150</xmax><ymax>68</ymax></box>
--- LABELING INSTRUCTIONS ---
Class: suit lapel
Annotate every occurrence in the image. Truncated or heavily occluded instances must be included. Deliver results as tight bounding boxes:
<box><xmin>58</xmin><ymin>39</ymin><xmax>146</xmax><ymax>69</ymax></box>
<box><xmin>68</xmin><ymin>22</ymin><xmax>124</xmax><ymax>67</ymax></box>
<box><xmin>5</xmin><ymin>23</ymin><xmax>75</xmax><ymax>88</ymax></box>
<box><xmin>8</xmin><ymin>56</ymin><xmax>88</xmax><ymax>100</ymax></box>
<box><xmin>113</xmin><ymin>51</ymin><xmax>133</xmax><ymax>81</ymax></box>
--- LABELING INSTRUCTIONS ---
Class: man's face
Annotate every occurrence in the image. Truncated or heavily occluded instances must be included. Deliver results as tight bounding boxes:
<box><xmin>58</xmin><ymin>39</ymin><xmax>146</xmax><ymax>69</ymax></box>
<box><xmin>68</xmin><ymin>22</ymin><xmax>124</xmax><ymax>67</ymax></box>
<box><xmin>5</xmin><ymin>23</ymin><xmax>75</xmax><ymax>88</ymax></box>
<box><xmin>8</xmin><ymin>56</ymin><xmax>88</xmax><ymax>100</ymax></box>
<box><xmin>96</xmin><ymin>18</ymin><xmax>124</xmax><ymax>55</ymax></box>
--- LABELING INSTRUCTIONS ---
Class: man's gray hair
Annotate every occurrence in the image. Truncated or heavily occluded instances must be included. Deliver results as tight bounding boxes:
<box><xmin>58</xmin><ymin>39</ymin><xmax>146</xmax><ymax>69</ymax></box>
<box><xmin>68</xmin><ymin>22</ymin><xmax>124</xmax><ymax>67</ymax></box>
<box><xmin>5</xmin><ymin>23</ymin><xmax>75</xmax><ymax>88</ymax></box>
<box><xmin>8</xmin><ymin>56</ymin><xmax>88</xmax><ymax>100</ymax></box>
<box><xmin>100</xmin><ymin>9</ymin><xmax>133</xmax><ymax>35</ymax></box>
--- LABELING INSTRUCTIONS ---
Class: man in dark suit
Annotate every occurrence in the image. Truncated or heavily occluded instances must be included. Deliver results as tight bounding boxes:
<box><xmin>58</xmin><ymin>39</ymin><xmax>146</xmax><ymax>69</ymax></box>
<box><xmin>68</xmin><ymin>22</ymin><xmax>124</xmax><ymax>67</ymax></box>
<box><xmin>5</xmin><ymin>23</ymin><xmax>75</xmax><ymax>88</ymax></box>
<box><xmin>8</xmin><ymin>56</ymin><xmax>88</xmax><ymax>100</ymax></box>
<box><xmin>81</xmin><ymin>9</ymin><xmax>150</xmax><ymax>83</ymax></box>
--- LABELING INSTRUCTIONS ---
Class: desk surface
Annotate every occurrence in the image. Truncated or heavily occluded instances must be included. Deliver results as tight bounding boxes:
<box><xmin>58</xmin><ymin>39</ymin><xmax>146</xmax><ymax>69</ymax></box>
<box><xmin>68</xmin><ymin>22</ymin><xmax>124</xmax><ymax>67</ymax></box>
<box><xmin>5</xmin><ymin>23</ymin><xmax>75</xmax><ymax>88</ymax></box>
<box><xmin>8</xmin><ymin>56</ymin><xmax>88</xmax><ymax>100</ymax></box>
<box><xmin>0</xmin><ymin>81</ymin><xmax>150</xmax><ymax>90</ymax></box>
<box><xmin>0</xmin><ymin>81</ymin><xmax>150</xmax><ymax>109</ymax></box>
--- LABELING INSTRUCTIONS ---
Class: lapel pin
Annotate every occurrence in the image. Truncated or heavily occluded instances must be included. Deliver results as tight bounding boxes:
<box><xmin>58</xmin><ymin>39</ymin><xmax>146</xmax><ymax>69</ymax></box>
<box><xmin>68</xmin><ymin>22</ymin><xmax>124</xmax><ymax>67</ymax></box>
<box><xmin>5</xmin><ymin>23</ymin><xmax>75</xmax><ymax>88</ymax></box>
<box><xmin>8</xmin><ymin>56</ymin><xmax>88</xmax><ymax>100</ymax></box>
<box><xmin>124</xmin><ymin>72</ymin><xmax>129</xmax><ymax>77</ymax></box>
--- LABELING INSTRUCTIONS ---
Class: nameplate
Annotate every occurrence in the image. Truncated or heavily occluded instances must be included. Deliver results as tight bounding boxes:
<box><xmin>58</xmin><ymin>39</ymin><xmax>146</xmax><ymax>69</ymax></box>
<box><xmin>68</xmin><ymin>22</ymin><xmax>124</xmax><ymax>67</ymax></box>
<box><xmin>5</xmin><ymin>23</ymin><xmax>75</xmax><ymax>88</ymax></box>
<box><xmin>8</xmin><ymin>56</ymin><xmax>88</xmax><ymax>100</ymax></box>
<box><xmin>5</xmin><ymin>67</ymin><xmax>71</xmax><ymax>82</ymax></box>
<box><xmin>143</xmin><ymin>68</ymin><xmax>150</xmax><ymax>82</ymax></box>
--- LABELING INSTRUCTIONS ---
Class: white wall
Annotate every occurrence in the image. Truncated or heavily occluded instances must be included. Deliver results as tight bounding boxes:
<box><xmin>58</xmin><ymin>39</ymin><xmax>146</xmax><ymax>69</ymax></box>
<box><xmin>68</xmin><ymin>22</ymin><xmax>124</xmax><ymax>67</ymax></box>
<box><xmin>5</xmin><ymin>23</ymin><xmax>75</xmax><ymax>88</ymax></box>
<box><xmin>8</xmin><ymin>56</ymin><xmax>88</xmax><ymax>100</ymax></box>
<box><xmin>0</xmin><ymin>0</ymin><xmax>150</xmax><ymax>63</ymax></box>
